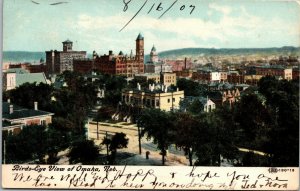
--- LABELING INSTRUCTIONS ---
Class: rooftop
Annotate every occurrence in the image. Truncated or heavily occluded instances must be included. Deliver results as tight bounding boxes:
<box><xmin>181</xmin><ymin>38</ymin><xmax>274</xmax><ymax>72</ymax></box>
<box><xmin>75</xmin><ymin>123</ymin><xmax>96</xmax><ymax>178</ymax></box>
<box><xmin>62</xmin><ymin>39</ymin><xmax>73</xmax><ymax>43</ymax></box>
<box><xmin>15</xmin><ymin>73</ymin><xmax>48</xmax><ymax>87</ymax></box>
<box><xmin>136</xmin><ymin>33</ymin><xmax>144</xmax><ymax>40</ymax></box>
<box><xmin>2</xmin><ymin>102</ymin><xmax>54</xmax><ymax>121</ymax></box>
<box><xmin>151</xmin><ymin>45</ymin><xmax>156</xmax><ymax>52</ymax></box>
<box><xmin>5</xmin><ymin>68</ymin><xmax>29</xmax><ymax>74</ymax></box>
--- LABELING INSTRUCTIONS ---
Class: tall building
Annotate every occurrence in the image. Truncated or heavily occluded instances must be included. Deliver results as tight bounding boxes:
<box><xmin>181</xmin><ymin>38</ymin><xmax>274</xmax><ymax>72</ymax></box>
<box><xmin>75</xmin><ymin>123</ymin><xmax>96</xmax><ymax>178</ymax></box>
<box><xmin>74</xmin><ymin>34</ymin><xmax>145</xmax><ymax>77</ymax></box>
<box><xmin>136</xmin><ymin>33</ymin><xmax>144</xmax><ymax>62</ymax></box>
<box><xmin>144</xmin><ymin>45</ymin><xmax>172</xmax><ymax>74</ymax></box>
<box><xmin>46</xmin><ymin>40</ymin><xmax>86</xmax><ymax>74</ymax></box>
<box><xmin>150</xmin><ymin>45</ymin><xmax>158</xmax><ymax>63</ymax></box>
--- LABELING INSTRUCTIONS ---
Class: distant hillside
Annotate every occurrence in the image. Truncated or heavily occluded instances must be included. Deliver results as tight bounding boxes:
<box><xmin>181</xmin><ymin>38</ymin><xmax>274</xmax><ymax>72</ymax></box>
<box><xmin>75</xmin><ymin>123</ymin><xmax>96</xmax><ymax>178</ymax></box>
<box><xmin>145</xmin><ymin>46</ymin><xmax>300</xmax><ymax>60</ymax></box>
<box><xmin>4</xmin><ymin>47</ymin><xmax>300</xmax><ymax>63</ymax></box>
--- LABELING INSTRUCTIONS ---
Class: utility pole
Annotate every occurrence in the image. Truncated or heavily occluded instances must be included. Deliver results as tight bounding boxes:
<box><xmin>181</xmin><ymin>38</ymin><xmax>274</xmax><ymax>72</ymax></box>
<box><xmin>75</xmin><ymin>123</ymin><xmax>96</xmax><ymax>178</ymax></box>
<box><xmin>105</xmin><ymin>131</ymin><xmax>109</xmax><ymax>161</ymax></box>
<box><xmin>138</xmin><ymin>124</ymin><xmax>142</xmax><ymax>155</ymax></box>
<box><xmin>136</xmin><ymin>107</ymin><xmax>142</xmax><ymax>155</ymax></box>
<box><xmin>97</xmin><ymin>119</ymin><xmax>99</xmax><ymax>140</ymax></box>
<box><xmin>4</xmin><ymin>140</ymin><xmax>6</xmax><ymax>164</ymax></box>
<box><xmin>171</xmin><ymin>90</ymin><xmax>174</xmax><ymax>112</ymax></box>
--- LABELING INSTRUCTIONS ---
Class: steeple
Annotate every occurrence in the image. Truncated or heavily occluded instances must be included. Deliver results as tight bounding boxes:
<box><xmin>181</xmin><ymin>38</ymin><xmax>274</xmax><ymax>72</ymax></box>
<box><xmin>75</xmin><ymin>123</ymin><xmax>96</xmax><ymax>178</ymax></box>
<box><xmin>130</xmin><ymin>49</ymin><xmax>133</xmax><ymax>59</ymax></box>
<box><xmin>136</xmin><ymin>33</ymin><xmax>144</xmax><ymax>62</ymax></box>
<box><xmin>136</xmin><ymin>33</ymin><xmax>144</xmax><ymax>40</ymax></box>
<box><xmin>150</xmin><ymin>45</ymin><xmax>158</xmax><ymax>63</ymax></box>
<box><xmin>151</xmin><ymin>45</ymin><xmax>156</xmax><ymax>52</ymax></box>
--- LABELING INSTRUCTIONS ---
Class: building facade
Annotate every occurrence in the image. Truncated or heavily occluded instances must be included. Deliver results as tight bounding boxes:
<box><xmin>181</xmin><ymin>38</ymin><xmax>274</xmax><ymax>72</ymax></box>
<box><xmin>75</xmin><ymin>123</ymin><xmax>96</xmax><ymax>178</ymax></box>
<box><xmin>2</xmin><ymin>101</ymin><xmax>54</xmax><ymax>134</ymax></box>
<box><xmin>122</xmin><ymin>85</ymin><xmax>184</xmax><ymax>111</ymax></box>
<box><xmin>73</xmin><ymin>34</ymin><xmax>144</xmax><ymax>77</ymax></box>
<box><xmin>255</xmin><ymin>66</ymin><xmax>292</xmax><ymax>80</ymax></box>
<box><xmin>134</xmin><ymin>72</ymin><xmax>177</xmax><ymax>86</ymax></box>
<box><xmin>46</xmin><ymin>40</ymin><xmax>87</xmax><ymax>74</ymax></box>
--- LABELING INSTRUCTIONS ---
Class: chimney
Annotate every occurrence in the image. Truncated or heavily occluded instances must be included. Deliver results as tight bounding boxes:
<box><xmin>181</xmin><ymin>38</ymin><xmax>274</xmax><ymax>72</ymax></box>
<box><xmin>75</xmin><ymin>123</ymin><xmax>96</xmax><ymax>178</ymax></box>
<box><xmin>7</xmin><ymin>99</ymin><xmax>10</xmax><ymax>103</ymax></box>
<box><xmin>34</xmin><ymin>102</ymin><xmax>38</xmax><ymax>110</ymax></box>
<box><xmin>9</xmin><ymin>105</ymin><xmax>13</xmax><ymax>114</ymax></box>
<box><xmin>137</xmin><ymin>83</ymin><xmax>141</xmax><ymax>90</ymax></box>
<box><xmin>184</xmin><ymin>57</ymin><xmax>187</xmax><ymax>70</ymax></box>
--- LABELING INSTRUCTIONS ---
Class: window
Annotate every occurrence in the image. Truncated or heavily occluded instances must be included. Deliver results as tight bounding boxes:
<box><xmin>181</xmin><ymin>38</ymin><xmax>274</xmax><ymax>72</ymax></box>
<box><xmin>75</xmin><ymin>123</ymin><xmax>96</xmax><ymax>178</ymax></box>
<box><xmin>168</xmin><ymin>99</ymin><xmax>170</xmax><ymax>103</ymax></box>
<box><xmin>156</xmin><ymin>100</ymin><xmax>160</xmax><ymax>107</ymax></box>
<box><xmin>172</xmin><ymin>98</ymin><xmax>175</xmax><ymax>102</ymax></box>
<box><xmin>41</xmin><ymin>120</ymin><xmax>46</xmax><ymax>126</ymax></box>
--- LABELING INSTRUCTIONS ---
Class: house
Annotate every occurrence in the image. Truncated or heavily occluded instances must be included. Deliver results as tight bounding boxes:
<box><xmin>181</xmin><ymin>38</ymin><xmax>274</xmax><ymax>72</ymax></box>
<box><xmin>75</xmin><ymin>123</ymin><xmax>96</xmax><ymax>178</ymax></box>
<box><xmin>3</xmin><ymin>68</ymin><xmax>48</xmax><ymax>91</ymax></box>
<box><xmin>2</xmin><ymin>101</ymin><xmax>54</xmax><ymax>134</ymax></box>
<box><xmin>180</xmin><ymin>96</ymin><xmax>216</xmax><ymax>113</ymax></box>
<box><xmin>222</xmin><ymin>89</ymin><xmax>240</xmax><ymax>107</ymax></box>
<box><xmin>122</xmin><ymin>83</ymin><xmax>184</xmax><ymax>112</ymax></box>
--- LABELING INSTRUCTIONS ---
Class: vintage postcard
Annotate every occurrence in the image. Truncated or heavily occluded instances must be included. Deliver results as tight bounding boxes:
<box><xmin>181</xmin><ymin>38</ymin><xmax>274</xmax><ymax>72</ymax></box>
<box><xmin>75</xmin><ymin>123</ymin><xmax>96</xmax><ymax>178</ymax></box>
<box><xmin>1</xmin><ymin>0</ymin><xmax>299</xmax><ymax>190</ymax></box>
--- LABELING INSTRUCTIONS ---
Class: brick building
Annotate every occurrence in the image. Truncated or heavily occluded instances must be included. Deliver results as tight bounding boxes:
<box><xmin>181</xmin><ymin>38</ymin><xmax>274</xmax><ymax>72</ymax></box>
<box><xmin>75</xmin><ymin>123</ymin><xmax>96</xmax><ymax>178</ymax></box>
<box><xmin>46</xmin><ymin>40</ymin><xmax>86</xmax><ymax>74</ymax></box>
<box><xmin>164</xmin><ymin>58</ymin><xmax>192</xmax><ymax>72</ymax></box>
<box><xmin>8</xmin><ymin>63</ymin><xmax>47</xmax><ymax>73</ymax></box>
<box><xmin>255</xmin><ymin>66</ymin><xmax>292</xmax><ymax>80</ymax></box>
<box><xmin>73</xmin><ymin>34</ymin><xmax>144</xmax><ymax>77</ymax></box>
<box><xmin>73</xmin><ymin>58</ymin><xmax>94</xmax><ymax>74</ymax></box>
<box><xmin>2</xmin><ymin>101</ymin><xmax>54</xmax><ymax>134</ymax></box>
<box><xmin>192</xmin><ymin>69</ymin><xmax>222</xmax><ymax>82</ymax></box>
<box><xmin>292</xmin><ymin>67</ymin><xmax>300</xmax><ymax>80</ymax></box>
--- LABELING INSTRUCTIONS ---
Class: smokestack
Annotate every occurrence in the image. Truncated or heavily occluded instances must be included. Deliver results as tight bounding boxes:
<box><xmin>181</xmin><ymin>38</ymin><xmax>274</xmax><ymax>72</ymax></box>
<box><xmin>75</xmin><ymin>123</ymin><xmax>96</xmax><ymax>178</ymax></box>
<box><xmin>184</xmin><ymin>57</ymin><xmax>187</xmax><ymax>70</ymax></box>
<box><xmin>9</xmin><ymin>105</ymin><xmax>13</xmax><ymax>114</ymax></box>
<box><xmin>34</xmin><ymin>102</ymin><xmax>38</xmax><ymax>110</ymax></box>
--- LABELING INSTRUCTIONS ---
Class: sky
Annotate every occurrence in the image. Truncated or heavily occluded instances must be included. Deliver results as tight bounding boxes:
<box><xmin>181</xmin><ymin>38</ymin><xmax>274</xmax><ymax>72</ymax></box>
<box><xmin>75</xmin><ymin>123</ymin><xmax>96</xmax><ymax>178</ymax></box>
<box><xmin>3</xmin><ymin>0</ymin><xmax>300</xmax><ymax>55</ymax></box>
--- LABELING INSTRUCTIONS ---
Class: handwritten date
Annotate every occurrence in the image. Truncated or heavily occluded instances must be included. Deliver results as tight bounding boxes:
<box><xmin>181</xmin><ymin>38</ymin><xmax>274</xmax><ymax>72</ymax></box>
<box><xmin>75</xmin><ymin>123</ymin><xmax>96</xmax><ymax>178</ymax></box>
<box><xmin>120</xmin><ymin>0</ymin><xmax>196</xmax><ymax>31</ymax></box>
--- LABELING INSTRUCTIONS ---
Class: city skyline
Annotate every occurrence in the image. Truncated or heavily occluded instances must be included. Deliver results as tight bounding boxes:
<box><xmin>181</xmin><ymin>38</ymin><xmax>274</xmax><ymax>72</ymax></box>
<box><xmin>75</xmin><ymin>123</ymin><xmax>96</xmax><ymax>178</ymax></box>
<box><xmin>3</xmin><ymin>0</ymin><xmax>300</xmax><ymax>54</ymax></box>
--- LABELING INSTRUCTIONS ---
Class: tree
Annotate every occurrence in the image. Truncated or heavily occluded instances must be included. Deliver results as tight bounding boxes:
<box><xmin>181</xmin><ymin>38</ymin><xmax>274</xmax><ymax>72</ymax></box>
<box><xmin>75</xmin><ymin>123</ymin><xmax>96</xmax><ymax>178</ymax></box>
<box><xmin>172</xmin><ymin>112</ymin><xmax>199</xmax><ymax>166</ymax></box>
<box><xmin>101</xmin><ymin>133</ymin><xmax>128</xmax><ymax>164</ymax></box>
<box><xmin>177</xmin><ymin>78</ymin><xmax>207</xmax><ymax>96</ymax></box>
<box><xmin>137</xmin><ymin>109</ymin><xmax>174</xmax><ymax>165</ymax></box>
<box><xmin>259</xmin><ymin>78</ymin><xmax>299</xmax><ymax>166</ymax></box>
<box><xmin>4</xmin><ymin>125</ymin><xmax>47</xmax><ymax>163</ymax></box>
<box><xmin>3</xmin><ymin>123</ymin><xmax>75</xmax><ymax>164</ymax></box>
<box><xmin>187</xmin><ymin>99</ymin><xmax>203</xmax><ymax>114</ymax></box>
<box><xmin>68</xmin><ymin>139</ymin><xmax>100</xmax><ymax>164</ymax></box>
<box><xmin>234</xmin><ymin>93</ymin><xmax>272</xmax><ymax>147</ymax></box>
<box><xmin>8</xmin><ymin>82</ymin><xmax>53</xmax><ymax>110</ymax></box>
